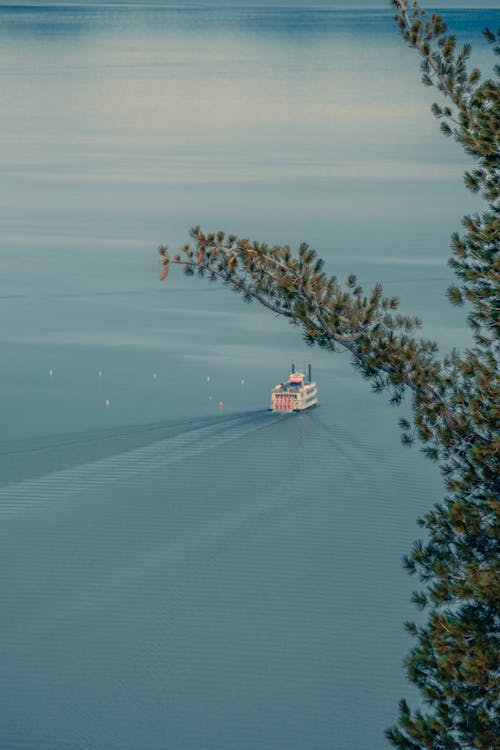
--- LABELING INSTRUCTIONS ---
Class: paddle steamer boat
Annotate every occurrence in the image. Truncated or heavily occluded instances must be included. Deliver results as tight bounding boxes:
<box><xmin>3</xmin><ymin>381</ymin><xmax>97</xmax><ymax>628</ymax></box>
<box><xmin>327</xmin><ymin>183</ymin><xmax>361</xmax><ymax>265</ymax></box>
<box><xmin>271</xmin><ymin>362</ymin><xmax>318</xmax><ymax>412</ymax></box>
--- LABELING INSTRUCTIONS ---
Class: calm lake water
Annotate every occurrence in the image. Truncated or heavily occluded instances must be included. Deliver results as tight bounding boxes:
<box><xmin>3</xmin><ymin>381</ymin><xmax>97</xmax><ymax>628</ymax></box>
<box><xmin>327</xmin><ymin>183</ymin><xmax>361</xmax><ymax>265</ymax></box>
<box><xmin>0</xmin><ymin>3</ymin><xmax>497</xmax><ymax>749</ymax></box>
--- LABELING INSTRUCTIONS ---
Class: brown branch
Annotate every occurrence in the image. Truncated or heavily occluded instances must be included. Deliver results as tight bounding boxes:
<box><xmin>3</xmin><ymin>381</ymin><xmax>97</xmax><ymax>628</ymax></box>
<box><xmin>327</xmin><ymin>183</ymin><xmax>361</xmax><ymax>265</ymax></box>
<box><xmin>160</xmin><ymin>234</ymin><xmax>487</xmax><ymax>446</ymax></box>
<box><xmin>166</xmin><ymin>258</ymin><xmax>292</xmax><ymax>317</ymax></box>
<box><xmin>393</xmin><ymin>0</ymin><xmax>462</xmax><ymax>105</ymax></box>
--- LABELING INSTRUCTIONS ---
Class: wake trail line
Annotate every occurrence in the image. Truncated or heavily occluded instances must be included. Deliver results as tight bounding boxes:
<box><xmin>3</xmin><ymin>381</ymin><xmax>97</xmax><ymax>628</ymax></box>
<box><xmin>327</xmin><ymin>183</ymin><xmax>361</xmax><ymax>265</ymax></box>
<box><xmin>313</xmin><ymin>413</ymin><xmax>371</xmax><ymax>470</ymax></box>
<box><xmin>0</xmin><ymin>410</ymin><xmax>263</xmax><ymax>459</ymax></box>
<box><xmin>0</xmin><ymin>411</ymin><xmax>285</xmax><ymax>519</ymax></box>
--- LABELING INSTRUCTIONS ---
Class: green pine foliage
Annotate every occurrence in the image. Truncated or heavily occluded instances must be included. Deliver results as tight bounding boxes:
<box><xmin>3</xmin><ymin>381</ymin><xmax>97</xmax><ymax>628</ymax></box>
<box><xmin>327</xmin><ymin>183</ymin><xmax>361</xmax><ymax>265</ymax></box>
<box><xmin>158</xmin><ymin>2</ymin><xmax>499</xmax><ymax>746</ymax></box>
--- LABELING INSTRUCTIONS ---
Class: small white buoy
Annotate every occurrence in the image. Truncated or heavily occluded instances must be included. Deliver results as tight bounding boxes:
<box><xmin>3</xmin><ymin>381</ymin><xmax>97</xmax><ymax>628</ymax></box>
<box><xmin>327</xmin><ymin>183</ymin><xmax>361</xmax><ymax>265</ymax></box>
<box><xmin>206</xmin><ymin>376</ymin><xmax>211</xmax><ymax>383</ymax></box>
<box><xmin>49</xmin><ymin>369</ymin><xmax>54</xmax><ymax>376</ymax></box>
<box><xmin>241</xmin><ymin>379</ymin><xmax>245</xmax><ymax>385</ymax></box>
<box><xmin>98</xmin><ymin>370</ymin><xmax>102</xmax><ymax>377</ymax></box>
<box><xmin>153</xmin><ymin>372</ymin><xmax>157</xmax><ymax>380</ymax></box>
<box><xmin>105</xmin><ymin>399</ymin><xmax>110</xmax><ymax>408</ymax></box>
<box><xmin>208</xmin><ymin>395</ymin><xmax>213</xmax><ymax>401</ymax></box>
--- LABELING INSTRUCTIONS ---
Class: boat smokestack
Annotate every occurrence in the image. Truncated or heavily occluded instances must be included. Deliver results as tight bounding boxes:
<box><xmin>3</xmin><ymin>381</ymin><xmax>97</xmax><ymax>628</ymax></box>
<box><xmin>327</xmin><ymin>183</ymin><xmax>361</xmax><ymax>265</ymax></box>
<box><xmin>291</xmin><ymin>361</ymin><xmax>295</xmax><ymax>374</ymax></box>
<box><xmin>308</xmin><ymin>361</ymin><xmax>312</xmax><ymax>383</ymax></box>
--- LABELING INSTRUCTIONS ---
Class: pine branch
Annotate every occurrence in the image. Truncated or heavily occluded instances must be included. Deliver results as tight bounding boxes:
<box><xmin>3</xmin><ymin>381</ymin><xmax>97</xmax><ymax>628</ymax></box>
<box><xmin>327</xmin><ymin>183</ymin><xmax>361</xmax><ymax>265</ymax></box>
<box><xmin>156</xmin><ymin>5</ymin><xmax>499</xmax><ymax>748</ymax></box>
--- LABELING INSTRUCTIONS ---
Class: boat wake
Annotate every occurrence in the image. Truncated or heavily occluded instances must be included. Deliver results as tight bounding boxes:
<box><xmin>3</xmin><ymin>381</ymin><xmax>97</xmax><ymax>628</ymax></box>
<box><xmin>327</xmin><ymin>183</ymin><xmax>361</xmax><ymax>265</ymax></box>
<box><xmin>0</xmin><ymin>410</ymin><xmax>287</xmax><ymax>519</ymax></box>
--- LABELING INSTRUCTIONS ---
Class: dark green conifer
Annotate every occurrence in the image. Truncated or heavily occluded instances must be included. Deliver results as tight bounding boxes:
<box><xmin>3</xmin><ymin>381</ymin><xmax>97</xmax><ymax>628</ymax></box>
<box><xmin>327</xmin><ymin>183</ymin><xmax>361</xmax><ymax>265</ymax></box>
<box><xmin>158</xmin><ymin>2</ymin><xmax>499</xmax><ymax>746</ymax></box>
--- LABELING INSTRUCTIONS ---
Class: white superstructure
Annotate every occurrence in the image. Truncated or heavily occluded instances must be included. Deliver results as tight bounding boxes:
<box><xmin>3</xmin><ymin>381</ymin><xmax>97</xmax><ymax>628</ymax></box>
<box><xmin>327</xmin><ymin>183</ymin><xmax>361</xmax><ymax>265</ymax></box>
<box><xmin>270</xmin><ymin>364</ymin><xmax>318</xmax><ymax>412</ymax></box>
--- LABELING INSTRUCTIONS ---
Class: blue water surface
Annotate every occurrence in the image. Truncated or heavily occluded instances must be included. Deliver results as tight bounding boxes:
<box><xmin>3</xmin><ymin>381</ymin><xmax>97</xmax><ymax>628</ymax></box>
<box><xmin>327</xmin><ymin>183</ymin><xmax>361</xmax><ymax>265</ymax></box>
<box><xmin>0</xmin><ymin>3</ymin><xmax>497</xmax><ymax>749</ymax></box>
